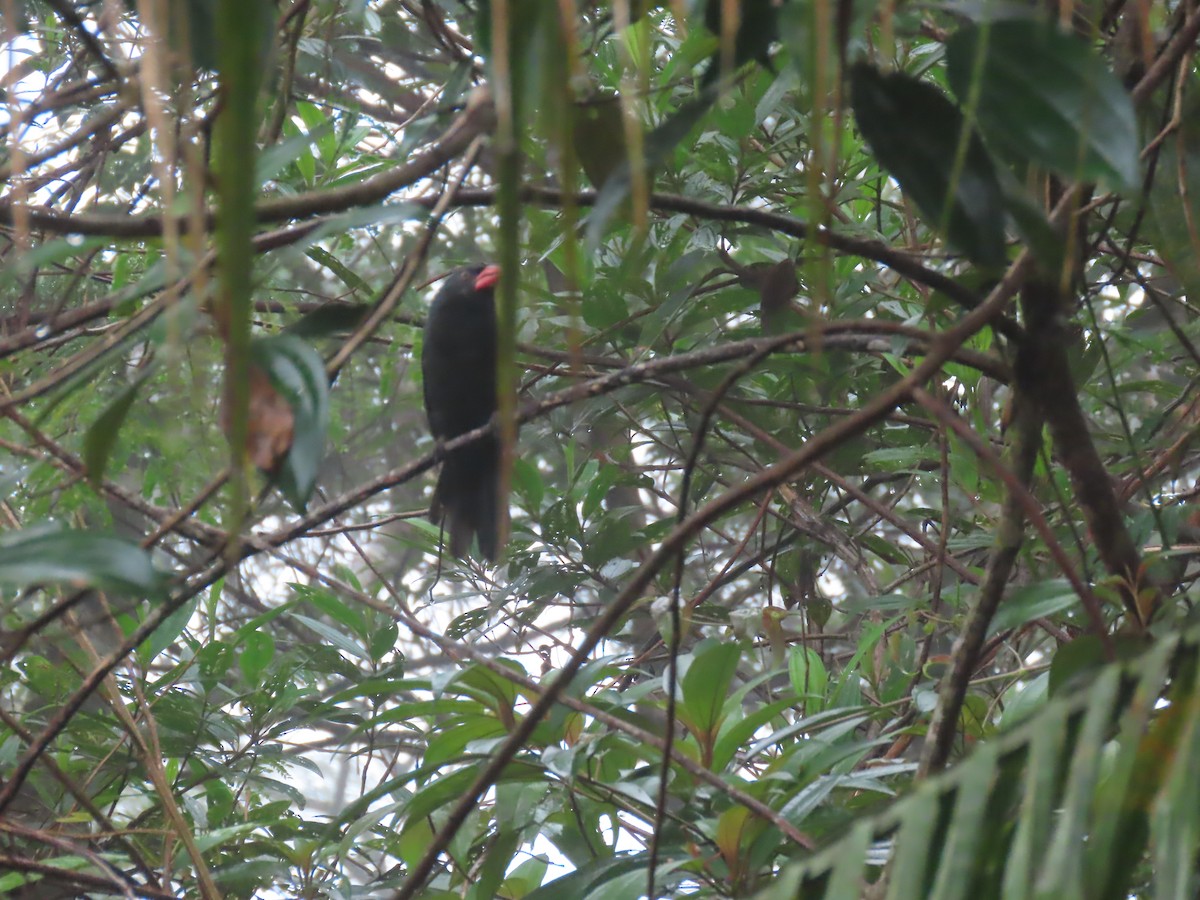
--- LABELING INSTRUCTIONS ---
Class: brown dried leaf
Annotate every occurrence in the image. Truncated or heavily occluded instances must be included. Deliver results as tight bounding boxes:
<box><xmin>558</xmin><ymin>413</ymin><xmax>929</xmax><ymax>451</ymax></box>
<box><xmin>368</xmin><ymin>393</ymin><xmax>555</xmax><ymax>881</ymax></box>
<box><xmin>223</xmin><ymin>364</ymin><xmax>294</xmax><ymax>473</ymax></box>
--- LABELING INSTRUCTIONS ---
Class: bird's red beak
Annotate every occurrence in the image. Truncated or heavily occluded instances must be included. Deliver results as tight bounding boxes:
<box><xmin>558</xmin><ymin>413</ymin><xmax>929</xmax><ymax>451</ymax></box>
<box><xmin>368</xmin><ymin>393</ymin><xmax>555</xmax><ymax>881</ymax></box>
<box><xmin>475</xmin><ymin>265</ymin><xmax>500</xmax><ymax>291</ymax></box>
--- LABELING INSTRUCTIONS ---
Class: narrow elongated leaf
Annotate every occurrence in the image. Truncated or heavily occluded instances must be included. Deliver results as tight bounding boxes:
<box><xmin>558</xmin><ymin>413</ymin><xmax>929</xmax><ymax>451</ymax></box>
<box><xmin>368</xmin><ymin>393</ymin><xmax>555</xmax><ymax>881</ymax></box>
<box><xmin>886</xmin><ymin>790</ymin><xmax>943</xmax><ymax>898</ymax></box>
<box><xmin>305</xmin><ymin>246</ymin><xmax>370</xmax><ymax>295</ymax></box>
<box><xmin>1146</xmin><ymin>102</ymin><xmax>1200</xmax><ymax>301</ymax></box>
<box><xmin>850</xmin><ymin>63</ymin><xmax>1006</xmax><ymax>268</ymax></box>
<box><xmin>989</xmin><ymin>579</ymin><xmax>1076</xmax><ymax>632</ymax></box>
<box><xmin>1033</xmin><ymin>668</ymin><xmax>1118</xmax><ymax>897</ymax></box>
<box><xmin>285</xmin><ymin>302</ymin><xmax>370</xmax><ymax>338</ymax></box>
<box><xmin>524</xmin><ymin>856</ymin><xmax>648</xmax><ymax>900</ymax></box>
<box><xmin>1002</xmin><ymin>704</ymin><xmax>1069</xmax><ymax>900</ymax></box>
<box><xmin>238</xmin><ymin>630</ymin><xmax>275</xmax><ymax>685</ymax></box>
<box><xmin>0</xmin><ymin>527</ymin><xmax>163</xmax><ymax>597</ymax></box>
<box><xmin>929</xmin><ymin>745</ymin><xmax>998</xmax><ymax>900</ymax></box>
<box><xmin>823</xmin><ymin>822</ymin><xmax>874</xmax><ymax>900</ymax></box>
<box><xmin>711</xmin><ymin>696</ymin><xmax>800</xmax><ymax>771</ymax></box>
<box><xmin>1085</xmin><ymin>640</ymin><xmax>1173</xmax><ymax>900</ymax></box>
<box><xmin>1150</xmin><ymin>655</ymin><xmax>1200</xmax><ymax>900</ymax></box>
<box><xmin>83</xmin><ymin>376</ymin><xmax>146</xmax><ymax>487</ymax></box>
<box><xmin>257</xmin><ymin>119</ymin><xmax>333</xmax><ymax>185</ymax></box>
<box><xmin>756</xmin><ymin>619</ymin><xmax>1200</xmax><ymax>900</ymax></box>
<box><xmin>140</xmin><ymin>597</ymin><xmax>198</xmax><ymax>663</ymax></box>
<box><xmin>946</xmin><ymin>21</ymin><xmax>1139</xmax><ymax>190</ymax></box>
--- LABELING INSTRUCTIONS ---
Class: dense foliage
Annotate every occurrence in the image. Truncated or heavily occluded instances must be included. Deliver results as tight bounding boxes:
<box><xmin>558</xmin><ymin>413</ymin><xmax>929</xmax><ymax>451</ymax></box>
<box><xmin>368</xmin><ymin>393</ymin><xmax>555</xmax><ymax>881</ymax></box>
<box><xmin>1</xmin><ymin>1</ymin><xmax>1199</xmax><ymax>897</ymax></box>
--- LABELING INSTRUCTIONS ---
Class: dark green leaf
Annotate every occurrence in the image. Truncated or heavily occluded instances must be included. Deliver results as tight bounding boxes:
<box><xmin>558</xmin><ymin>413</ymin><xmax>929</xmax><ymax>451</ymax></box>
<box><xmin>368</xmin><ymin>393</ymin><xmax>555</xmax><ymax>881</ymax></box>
<box><xmin>285</xmin><ymin>302</ymin><xmax>370</xmax><ymax>338</ymax></box>
<box><xmin>946</xmin><ymin>20</ymin><xmax>1139</xmax><ymax>190</ymax></box>
<box><xmin>83</xmin><ymin>375</ymin><xmax>147</xmax><ymax>488</ymax></box>
<box><xmin>1146</xmin><ymin>100</ymin><xmax>1200</xmax><ymax>301</ymax></box>
<box><xmin>850</xmin><ymin>63</ymin><xmax>1007</xmax><ymax>268</ymax></box>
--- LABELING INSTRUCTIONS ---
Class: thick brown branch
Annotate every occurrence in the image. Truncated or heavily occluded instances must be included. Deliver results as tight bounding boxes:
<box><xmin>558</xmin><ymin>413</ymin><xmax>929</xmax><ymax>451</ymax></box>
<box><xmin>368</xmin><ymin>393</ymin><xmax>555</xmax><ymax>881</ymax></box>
<box><xmin>1018</xmin><ymin>279</ymin><xmax>1159</xmax><ymax>623</ymax></box>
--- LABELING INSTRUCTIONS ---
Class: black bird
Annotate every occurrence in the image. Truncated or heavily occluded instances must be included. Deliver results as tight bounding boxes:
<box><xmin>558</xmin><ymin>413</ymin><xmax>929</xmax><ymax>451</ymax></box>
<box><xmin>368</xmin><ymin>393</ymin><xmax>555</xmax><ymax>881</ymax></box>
<box><xmin>421</xmin><ymin>264</ymin><xmax>501</xmax><ymax>560</ymax></box>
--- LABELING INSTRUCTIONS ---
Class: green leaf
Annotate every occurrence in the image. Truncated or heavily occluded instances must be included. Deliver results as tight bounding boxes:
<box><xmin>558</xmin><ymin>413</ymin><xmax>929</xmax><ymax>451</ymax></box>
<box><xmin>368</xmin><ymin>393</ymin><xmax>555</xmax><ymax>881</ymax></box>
<box><xmin>513</xmin><ymin>457</ymin><xmax>545</xmax><ymax>511</ymax></box>
<box><xmin>988</xmin><ymin>579</ymin><xmax>1077</xmax><ymax>633</ymax></box>
<box><xmin>822</xmin><ymin>823</ymin><xmax>874</xmax><ymax>900</ymax></box>
<box><xmin>1002</xmin><ymin>702</ymin><xmax>1070</xmax><ymax>898</ymax></box>
<box><xmin>859</xmin><ymin>531</ymin><xmax>913</xmax><ymax>565</ymax></box>
<box><xmin>710</xmin><ymin>696</ymin><xmax>794</xmax><ymax>771</ymax></box>
<box><xmin>946</xmin><ymin>20</ymin><xmax>1139</xmax><ymax>190</ymax></box>
<box><xmin>291</xmin><ymin>614</ymin><xmax>369</xmax><ymax>660</ymax></box>
<box><xmin>788</xmin><ymin>645</ymin><xmax>829</xmax><ymax>711</ymax></box>
<box><xmin>251</xmin><ymin>334</ymin><xmax>330</xmax><ymax>511</ymax></box>
<box><xmin>204</xmin><ymin>778</ymin><xmax>236</xmax><ymax>827</ymax></box>
<box><xmin>850</xmin><ymin>62</ymin><xmax>1007</xmax><ymax>268</ymax></box>
<box><xmin>293</xmin><ymin>583</ymin><xmax>366</xmax><ymax>633</ymax></box>
<box><xmin>446</xmin><ymin>607</ymin><xmax>490</xmax><ymax>639</ymax></box>
<box><xmin>680</xmin><ymin>641</ymin><xmax>742</xmax><ymax>738</ymax></box>
<box><xmin>303</xmin><ymin>201</ymin><xmax>429</xmax><ymax>242</ymax></box>
<box><xmin>471</xmin><ymin>833</ymin><xmax>523</xmax><ymax>900</ymax></box>
<box><xmin>1150</xmin><ymin>658</ymin><xmax>1200</xmax><ymax>900</ymax></box>
<box><xmin>0</xmin><ymin>527</ymin><xmax>164</xmax><ymax>597</ymax></box>
<box><xmin>369</xmin><ymin>621</ymin><xmax>398</xmax><ymax>661</ymax></box>
<box><xmin>886</xmin><ymin>788</ymin><xmax>943</xmax><ymax>896</ymax></box>
<box><xmin>285</xmin><ymin>302</ymin><xmax>370</xmax><ymax>338</ymax></box>
<box><xmin>525</xmin><ymin>856</ymin><xmax>648</xmax><ymax>900</ymax></box>
<box><xmin>1036</xmin><ymin>667</ymin><xmax>1120</xmax><ymax>896</ymax></box>
<box><xmin>581</xmin><ymin>867</ymin><xmax>654</xmax><ymax>900</ymax></box>
<box><xmin>1048</xmin><ymin>633</ymin><xmax>1147</xmax><ymax>696</ymax></box>
<box><xmin>1085</xmin><ymin>641</ymin><xmax>1172</xmax><ymax>899</ymax></box>
<box><xmin>502</xmin><ymin>855</ymin><xmax>550</xmax><ymax>899</ymax></box>
<box><xmin>1146</xmin><ymin>101</ymin><xmax>1200</xmax><ymax>302</ymax></box>
<box><xmin>140</xmin><ymin>597</ymin><xmax>198</xmax><ymax>664</ymax></box>
<box><xmin>192</xmin><ymin>823</ymin><xmax>260</xmax><ymax>854</ymax></box>
<box><xmin>305</xmin><ymin>246</ymin><xmax>370</xmax><ymax>295</ymax></box>
<box><xmin>257</xmin><ymin>118</ymin><xmax>332</xmax><ymax>185</ymax></box>
<box><xmin>83</xmin><ymin>374</ymin><xmax>149</xmax><ymax>488</ymax></box>
<box><xmin>239</xmin><ymin>629</ymin><xmax>275</xmax><ymax>685</ymax></box>
<box><xmin>928</xmin><ymin>745</ymin><xmax>997</xmax><ymax>900</ymax></box>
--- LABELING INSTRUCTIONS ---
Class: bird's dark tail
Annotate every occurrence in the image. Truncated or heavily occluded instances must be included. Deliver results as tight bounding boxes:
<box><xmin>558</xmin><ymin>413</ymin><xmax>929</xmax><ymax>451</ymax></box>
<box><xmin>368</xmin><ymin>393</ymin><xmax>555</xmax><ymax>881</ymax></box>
<box><xmin>430</xmin><ymin>445</ymin><xmax>499</xmax><ymax>561</ymax></box>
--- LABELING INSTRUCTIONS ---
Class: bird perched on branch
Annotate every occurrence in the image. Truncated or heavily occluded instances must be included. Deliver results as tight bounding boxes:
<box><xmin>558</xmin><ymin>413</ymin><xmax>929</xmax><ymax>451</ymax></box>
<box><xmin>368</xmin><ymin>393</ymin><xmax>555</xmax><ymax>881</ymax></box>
<box><xmin>421</xmin><ymin>264</ymin><xmax>502</xmax><ymax>560</ymax></box>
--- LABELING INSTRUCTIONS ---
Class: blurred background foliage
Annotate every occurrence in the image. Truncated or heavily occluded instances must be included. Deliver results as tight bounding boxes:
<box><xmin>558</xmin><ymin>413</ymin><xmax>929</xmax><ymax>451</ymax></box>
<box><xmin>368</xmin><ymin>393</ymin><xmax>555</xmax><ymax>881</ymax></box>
<box><xmin>1</xmin><ymin>0</ymin><xmax>1199</xmax><ymax>897</ymax></box>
